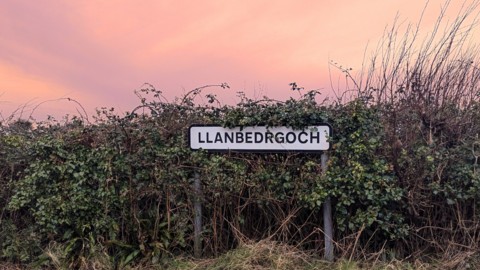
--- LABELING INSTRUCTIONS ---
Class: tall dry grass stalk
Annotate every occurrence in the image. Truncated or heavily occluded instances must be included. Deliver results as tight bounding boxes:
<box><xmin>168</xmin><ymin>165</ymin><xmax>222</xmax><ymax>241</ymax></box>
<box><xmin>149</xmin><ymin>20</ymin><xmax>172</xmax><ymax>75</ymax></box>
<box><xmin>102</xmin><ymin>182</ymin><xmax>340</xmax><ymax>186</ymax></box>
<box><xmin>335</xmin><ymin>0</ymin><xmax>480</xmax><ymax>107</ymax></box>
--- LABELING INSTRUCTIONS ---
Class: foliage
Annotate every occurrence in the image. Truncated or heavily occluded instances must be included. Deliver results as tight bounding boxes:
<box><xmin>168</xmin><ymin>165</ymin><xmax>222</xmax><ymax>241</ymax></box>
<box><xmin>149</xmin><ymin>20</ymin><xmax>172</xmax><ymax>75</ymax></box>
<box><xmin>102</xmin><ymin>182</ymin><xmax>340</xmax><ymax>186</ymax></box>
<box><xmin>1</xmin><ymin>81</ymin><xmax>478</xmax><ymax>267</ymax></box>
<box><xmin>310</xmin><ymin>100</ymin><xmax>406</xmax><ymax>238</ymax></box>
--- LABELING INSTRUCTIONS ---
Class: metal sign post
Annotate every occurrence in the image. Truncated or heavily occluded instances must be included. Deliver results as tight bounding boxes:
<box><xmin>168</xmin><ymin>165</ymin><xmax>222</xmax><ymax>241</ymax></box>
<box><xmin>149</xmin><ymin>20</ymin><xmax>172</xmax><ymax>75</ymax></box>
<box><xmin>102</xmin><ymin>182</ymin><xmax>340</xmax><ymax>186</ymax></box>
<box><xmin>193</xmin><ymin>168</ymin><xmax>202</xmax><ymax>258</ymax></box>
<box><xmin>322</xmin><ymin>152</ymin><xmax>333</xmax><ymax>261</ymax></box>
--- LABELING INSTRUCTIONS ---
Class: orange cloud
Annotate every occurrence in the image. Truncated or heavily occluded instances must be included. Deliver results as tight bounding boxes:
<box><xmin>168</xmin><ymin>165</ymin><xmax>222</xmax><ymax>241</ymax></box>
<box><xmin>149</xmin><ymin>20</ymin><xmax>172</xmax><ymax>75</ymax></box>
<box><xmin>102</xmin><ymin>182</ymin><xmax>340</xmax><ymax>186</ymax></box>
<box><xmin>0</xmin><ymin>61</ymin><xmax>94</xmax><ymax>120</ymax></box>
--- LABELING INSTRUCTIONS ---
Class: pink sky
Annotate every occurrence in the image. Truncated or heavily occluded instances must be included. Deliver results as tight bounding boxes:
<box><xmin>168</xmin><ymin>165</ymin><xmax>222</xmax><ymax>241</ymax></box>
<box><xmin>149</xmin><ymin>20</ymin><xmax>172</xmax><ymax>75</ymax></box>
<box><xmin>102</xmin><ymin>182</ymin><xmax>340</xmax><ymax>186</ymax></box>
<box><xmin>0</xmin><ymin>0</ymin><xmax>477</xmax><ymax>121</ymax></box>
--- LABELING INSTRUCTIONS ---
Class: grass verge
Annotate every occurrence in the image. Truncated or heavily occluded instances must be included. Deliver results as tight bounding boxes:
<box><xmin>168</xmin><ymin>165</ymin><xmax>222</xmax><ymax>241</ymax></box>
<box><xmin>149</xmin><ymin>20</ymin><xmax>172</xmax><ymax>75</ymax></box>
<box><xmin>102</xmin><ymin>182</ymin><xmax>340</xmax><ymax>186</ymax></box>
<box><xmin>4</xmin><ymin>240</ymin><xmax>475</xmax><ymax>269</ymax></box>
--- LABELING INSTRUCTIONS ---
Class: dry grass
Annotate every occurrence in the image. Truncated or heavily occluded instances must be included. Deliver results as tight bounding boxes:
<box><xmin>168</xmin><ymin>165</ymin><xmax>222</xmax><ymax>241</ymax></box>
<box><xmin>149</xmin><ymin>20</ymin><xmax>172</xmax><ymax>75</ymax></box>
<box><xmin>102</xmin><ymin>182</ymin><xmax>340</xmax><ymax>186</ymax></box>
<box><xmin>0</xmin><ymin>261</ymin><xmax>25</xmax><ymax>270</ymax></box>
<box><xmin>142</xmin><ymin>240</ymin><xmax>479</xmax><ymax>270</ymax></box>
<box><xmin>1</xmin><ymin>239</ymin><xmax>479</xmax><ymax>269</ymax></box>
<box><xmin>182</xmin><ymin>240</ymin><xmax>323</xmax><ymax>270</ymax></box>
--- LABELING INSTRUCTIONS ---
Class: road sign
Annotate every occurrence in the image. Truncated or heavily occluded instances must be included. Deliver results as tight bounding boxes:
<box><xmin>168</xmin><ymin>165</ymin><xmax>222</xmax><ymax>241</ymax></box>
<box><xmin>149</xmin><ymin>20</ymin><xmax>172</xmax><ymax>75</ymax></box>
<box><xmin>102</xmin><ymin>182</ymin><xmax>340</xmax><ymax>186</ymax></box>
<box><xmin>189</xmin><ymin>124</ymin><xmax>331</xmax><ymax>152</ymax></box>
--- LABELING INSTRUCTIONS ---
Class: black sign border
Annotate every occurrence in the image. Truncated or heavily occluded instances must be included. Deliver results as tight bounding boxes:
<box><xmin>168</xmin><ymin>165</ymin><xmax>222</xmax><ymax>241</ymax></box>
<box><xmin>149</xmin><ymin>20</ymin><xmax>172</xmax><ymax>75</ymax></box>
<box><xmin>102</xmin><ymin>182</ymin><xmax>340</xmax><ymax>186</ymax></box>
<box><xmin>188</xmin><ymin>124</ymin><xmax>332</xmax><ymax>153</ymax></box>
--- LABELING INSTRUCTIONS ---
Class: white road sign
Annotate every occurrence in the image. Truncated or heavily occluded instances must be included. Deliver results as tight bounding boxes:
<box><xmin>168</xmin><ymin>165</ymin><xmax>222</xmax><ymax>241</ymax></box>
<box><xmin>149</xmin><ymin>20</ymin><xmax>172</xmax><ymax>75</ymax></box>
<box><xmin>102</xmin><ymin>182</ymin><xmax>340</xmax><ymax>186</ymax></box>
<box><xmin>189</xmin><ymin>124</ymin><xmax>331</xmax><ymax>152</ymax></box>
